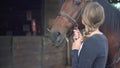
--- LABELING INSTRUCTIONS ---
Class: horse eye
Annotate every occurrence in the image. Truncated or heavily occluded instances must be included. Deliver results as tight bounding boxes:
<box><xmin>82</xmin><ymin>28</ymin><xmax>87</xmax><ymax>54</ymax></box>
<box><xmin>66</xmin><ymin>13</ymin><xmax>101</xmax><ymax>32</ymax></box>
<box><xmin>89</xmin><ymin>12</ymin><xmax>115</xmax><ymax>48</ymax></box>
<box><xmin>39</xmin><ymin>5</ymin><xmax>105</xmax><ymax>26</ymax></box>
<box><xmin>74</xmin><ymin>0</ymin><xmax>81</xmax><ymax>6</ymax></box>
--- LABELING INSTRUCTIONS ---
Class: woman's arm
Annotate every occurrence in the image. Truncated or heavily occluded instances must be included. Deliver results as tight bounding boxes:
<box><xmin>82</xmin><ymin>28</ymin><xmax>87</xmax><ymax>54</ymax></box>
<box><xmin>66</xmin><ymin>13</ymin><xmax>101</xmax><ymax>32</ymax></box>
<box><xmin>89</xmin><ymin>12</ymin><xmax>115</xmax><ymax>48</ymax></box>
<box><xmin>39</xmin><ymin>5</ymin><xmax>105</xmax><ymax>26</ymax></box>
<box><xmin>71</xmin><ymin>50</ymin><xmax>79</xmax><ymax>68</ymax></box>
<box><xmin>71</xmin><ymin>29</ymin><xmax>83</xmax><ymax>68</ymax></box>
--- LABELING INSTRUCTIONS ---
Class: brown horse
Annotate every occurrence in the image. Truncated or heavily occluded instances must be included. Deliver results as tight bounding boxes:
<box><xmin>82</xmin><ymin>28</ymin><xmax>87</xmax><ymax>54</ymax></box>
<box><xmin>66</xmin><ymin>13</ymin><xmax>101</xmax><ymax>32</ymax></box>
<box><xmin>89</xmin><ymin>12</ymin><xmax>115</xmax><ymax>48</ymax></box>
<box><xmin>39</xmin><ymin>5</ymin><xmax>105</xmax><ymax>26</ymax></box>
<box><xmin>50</xmin><ymin>0</ymin><xmax>120</xmax><ymax>68</ymax></box>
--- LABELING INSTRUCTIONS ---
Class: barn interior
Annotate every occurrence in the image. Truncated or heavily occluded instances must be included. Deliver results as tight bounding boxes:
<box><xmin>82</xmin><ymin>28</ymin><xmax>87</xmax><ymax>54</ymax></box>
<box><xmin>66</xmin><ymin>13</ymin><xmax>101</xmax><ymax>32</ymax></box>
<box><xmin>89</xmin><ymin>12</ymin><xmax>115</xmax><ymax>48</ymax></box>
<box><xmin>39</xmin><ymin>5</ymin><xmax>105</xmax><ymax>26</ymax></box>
<box><xmin>0</xmin><ymin>0</ymin><xmax>119</xmax><ymax>68</ymax></box>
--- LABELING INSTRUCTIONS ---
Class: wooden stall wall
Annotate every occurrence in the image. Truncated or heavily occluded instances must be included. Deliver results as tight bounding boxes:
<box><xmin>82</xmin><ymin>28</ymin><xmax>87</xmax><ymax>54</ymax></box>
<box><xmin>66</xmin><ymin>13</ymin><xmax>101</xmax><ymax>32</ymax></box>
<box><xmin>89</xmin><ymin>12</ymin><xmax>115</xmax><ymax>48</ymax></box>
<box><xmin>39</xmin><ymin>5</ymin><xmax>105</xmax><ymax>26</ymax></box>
<box><xmin>0</xmin><ymin>36</ymin><xmax>13</xmax><ymax>68</ymax></box>
<box><xmin>0</xmin><ymin>36</ymin><xmax>67</xmax><ymax>68</ymax></box>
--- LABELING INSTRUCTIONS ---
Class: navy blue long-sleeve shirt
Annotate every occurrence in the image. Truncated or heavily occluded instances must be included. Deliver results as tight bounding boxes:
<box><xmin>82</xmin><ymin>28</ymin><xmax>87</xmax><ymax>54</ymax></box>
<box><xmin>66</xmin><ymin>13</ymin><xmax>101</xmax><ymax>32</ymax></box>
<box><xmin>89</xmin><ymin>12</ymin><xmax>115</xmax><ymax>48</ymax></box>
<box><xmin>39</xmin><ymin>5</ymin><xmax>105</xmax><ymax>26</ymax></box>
<box><xmin>71</xmin><ymin>34</ymin><xmax>108</xmax><ymax>68</ymax></box>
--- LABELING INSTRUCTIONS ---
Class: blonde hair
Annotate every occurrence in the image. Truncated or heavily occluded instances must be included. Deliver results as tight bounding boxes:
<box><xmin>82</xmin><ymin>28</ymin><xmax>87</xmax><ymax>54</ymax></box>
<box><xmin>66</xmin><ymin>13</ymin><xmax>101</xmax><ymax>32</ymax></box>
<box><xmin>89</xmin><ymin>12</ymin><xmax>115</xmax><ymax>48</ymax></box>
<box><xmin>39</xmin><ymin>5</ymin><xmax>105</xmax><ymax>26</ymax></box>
<box><xmin>82</xmin><ymin>2</ymin><xmax>105</xmax><ymax>39</ymax></box>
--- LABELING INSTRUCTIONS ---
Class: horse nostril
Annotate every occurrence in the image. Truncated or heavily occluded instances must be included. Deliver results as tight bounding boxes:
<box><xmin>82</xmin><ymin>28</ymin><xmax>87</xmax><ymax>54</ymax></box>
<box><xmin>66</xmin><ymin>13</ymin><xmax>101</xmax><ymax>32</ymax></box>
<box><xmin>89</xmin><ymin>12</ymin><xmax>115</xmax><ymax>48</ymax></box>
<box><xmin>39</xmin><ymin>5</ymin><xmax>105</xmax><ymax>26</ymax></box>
<box><xmin>56</xmin><ymin>32</ymin><xmax>61</xmax><ymax>36</ymax></box>
<box><xmin>51</xmin><ymin>32</ymin><xmax>61</xmax><ymax>42</ymax></box>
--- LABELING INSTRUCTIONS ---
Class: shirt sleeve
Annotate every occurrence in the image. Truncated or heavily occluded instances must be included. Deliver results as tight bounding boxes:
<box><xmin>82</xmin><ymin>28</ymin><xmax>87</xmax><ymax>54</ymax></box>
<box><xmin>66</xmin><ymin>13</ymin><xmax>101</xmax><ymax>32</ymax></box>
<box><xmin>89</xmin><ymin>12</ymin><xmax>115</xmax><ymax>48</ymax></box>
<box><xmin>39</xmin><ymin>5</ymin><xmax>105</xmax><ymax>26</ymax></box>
<box><xmin>71</xmin><ymin>50</ymin><xmax>79</xmax><ymax>68</ymax></box>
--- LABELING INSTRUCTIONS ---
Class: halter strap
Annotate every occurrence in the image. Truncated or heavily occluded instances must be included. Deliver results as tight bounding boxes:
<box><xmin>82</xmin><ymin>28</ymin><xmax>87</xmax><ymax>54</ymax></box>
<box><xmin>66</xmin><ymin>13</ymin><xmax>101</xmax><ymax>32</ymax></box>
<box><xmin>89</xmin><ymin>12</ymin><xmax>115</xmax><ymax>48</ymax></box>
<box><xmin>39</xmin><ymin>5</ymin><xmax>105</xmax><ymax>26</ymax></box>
<box><xmin>59</xmin><ymin>0</ymin><xmax>90</xmax><ymax>30</ymax></box>
<box><xmin>60</xmin><ymin>11</ymin><xmax>78</xmax><ymax>29</ymax></box>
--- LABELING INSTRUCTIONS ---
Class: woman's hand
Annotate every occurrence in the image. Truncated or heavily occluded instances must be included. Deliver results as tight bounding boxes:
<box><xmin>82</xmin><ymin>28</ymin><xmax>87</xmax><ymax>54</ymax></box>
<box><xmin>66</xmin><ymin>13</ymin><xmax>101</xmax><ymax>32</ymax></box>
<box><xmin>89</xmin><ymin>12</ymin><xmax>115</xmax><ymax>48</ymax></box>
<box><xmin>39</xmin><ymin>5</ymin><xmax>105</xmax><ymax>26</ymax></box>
<box><xmin>72</xmin><ymin>29</ymin><xmax>83</xmax><ymax>50</ymax></box>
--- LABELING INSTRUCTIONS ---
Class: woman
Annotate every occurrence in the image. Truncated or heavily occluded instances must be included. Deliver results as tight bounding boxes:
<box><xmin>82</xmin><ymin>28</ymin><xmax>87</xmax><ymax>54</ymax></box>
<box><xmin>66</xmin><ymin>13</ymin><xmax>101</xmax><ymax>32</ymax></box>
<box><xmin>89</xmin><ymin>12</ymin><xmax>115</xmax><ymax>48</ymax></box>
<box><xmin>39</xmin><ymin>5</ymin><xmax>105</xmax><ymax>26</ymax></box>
<box><xmin>71</xmin><ymin>2</ymin><xmax>108</xmax><ymax>68</ymax></box>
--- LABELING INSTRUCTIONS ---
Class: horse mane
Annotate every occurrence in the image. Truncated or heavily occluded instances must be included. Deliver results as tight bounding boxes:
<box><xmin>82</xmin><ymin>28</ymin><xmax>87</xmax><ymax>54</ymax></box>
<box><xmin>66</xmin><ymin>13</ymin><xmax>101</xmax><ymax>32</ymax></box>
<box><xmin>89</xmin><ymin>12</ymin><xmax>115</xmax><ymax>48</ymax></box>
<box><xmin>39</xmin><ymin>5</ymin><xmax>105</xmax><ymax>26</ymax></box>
<box><xmin>95</xmin><ymin>0</ymin><xmax>120</xmax><ymax>33</ymax></box>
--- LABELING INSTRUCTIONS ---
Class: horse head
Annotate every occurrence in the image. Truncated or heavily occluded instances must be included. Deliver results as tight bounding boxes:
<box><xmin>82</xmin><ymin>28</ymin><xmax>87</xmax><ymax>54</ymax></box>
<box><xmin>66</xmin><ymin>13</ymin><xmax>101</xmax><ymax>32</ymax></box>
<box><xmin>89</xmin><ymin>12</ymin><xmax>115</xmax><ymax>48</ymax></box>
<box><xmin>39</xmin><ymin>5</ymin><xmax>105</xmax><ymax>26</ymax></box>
<box><xmin>50</xmin><ymin>0</ymin><xmax>92</xmax><ymax>46</ymax></box>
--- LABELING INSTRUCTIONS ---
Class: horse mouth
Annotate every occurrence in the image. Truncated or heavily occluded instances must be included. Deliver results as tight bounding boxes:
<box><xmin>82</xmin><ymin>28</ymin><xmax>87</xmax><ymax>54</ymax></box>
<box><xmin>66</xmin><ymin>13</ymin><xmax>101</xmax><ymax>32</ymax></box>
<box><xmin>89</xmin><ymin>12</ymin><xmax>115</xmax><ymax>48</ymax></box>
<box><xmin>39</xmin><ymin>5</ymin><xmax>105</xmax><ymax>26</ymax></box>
<box><xmin>56</xmin><ymin>36</ymin><xmax>62</xmax><ymax>43</ymax></box>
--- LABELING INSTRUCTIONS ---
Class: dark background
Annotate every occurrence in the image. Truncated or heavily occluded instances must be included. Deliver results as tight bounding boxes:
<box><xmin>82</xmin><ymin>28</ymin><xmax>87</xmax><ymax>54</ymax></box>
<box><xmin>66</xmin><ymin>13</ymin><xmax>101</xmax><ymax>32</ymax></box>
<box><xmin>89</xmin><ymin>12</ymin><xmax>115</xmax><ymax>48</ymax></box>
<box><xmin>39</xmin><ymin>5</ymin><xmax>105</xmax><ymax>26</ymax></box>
<box><xmin>0</xmin><ymin>0</ymin><xmax>44</xmax><ymax>36</ymax></box>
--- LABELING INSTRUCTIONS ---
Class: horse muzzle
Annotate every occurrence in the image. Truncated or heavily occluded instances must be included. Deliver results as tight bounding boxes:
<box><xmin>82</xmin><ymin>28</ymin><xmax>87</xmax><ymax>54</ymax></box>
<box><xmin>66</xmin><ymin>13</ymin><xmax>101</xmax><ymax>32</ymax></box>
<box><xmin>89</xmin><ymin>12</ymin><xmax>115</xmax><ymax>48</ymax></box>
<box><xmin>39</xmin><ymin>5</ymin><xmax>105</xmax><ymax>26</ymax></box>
<box><xmin>50</xmin><ymin>31</ymin><xmax>66</xmax><ymax>46</ymax></box>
